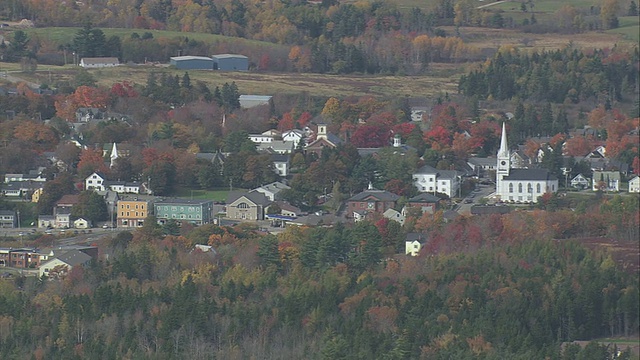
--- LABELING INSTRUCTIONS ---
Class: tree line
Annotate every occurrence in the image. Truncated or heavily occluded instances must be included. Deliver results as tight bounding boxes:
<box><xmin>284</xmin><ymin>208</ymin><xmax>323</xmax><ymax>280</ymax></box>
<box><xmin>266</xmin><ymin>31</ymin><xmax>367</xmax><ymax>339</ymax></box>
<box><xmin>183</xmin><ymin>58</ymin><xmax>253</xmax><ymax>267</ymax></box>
<box><xmin>0</xmin><ymin>196</ymin><xmax>637</xmax><ymax>359</ymax></box>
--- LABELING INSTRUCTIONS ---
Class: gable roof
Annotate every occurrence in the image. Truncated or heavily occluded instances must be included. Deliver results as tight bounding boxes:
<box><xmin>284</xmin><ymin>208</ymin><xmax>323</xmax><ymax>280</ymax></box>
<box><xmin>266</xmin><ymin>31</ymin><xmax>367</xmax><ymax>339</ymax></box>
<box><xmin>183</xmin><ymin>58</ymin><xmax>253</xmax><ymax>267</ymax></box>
<box><xmin>56</xmin><ymin>250</ymin><xmax>93</xmax><ymax>267</ymax></box>
<box><xmin>348</xmin><ymin>189</ymin><xmax>400</xmax><ymax>202</ymax></box>
<box><xmin>81</xmin><ymin>57</ymin><xmax>119</xmax><ymax>65</ymax></box>
<box><xmin>227</xmin><ymin>191</ymin><xmax>272</xmax><ymax>207</ymax></box>
<box><xmin>503</xmin><ymin>169</ymin><xmax>558</xmax><ymax>181</ymax></box>
<box><xmin>414</xmin><ymin>164</ymin><xmax>458</xmax><ymax>179</ymax></box>
<box><xmin>56</xmin><ymin>194</ymin><xmax>81</xmax><ymax>206</ymax></box>
<box><xmin>408</xmin><ymin>193</ymin><xmax>441</xmax><ymax>203</ymax></box>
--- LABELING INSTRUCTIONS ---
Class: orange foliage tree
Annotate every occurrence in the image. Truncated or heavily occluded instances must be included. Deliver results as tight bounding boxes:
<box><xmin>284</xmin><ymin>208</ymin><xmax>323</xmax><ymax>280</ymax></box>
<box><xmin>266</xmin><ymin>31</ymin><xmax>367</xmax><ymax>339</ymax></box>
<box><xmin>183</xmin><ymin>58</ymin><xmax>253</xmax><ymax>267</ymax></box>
<box><xmin>55</xmin><ymin>86</ymin><xmax>109</xmax><ymax>121</ymax></box>
<box><xmin>13</xmin><ymin>121</ymin><xmax>59</xmax><ymax>151</ymax></box>
<box><xmin>77</xmin><ymin>148</ymin><xmax>108</xmax><ymax>179</ymax></box>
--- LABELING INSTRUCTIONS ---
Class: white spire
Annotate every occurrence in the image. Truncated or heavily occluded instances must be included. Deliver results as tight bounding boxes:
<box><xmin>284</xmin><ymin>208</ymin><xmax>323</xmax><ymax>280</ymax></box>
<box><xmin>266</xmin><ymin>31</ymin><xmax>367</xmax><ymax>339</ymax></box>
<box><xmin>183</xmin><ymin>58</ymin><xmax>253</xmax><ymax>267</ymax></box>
<box><xmin>110</xmin><ymin>142</ymin><xmax>118</xmax><ymax>168</ymax></box>
<box><xmin>498</xmin><ymin>122</ymin><xmax>508</xmax><ymax>157</ymax></box>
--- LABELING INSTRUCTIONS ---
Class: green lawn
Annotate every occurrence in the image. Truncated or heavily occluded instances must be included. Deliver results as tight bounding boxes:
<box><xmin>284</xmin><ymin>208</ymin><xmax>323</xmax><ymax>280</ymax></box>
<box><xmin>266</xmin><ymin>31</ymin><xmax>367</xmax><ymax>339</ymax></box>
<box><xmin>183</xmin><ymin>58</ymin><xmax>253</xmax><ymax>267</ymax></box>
<box><xmin>24</xmin><ymin>27</ymin><xmax>280</xmax><ymax>48</ymax></box>
<box><xmin>173</xmin><ymin>188</ymin><xmax>239</xmax><ymax>203</ymax></box>
<box><xmin>607</xmin><ymin>16</ymin><xmax>640</xmax><ymax>42</ymax></box>
<box><xmin>490</xmin><ymin>0</ymin><xmax>599</xmax><ymax>13</ymax></box>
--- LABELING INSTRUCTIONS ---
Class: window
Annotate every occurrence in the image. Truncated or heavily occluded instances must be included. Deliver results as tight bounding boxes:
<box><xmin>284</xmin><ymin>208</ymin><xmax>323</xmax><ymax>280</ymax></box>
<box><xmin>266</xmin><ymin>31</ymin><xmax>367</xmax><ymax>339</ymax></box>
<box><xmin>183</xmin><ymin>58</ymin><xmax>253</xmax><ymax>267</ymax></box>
<box><xmin>126</xmin><ymin>204</ymin><xmax>130</xmax><ymax>209</ymax></box>
<box><xmin>536</xmin><ymin>184</ymin><xmax>541</xmax><ymax>192</ymax></box>
<box><xmin>518</xmin><ymin>183</ymin><xmax>523</xmax><ymax>193</ymax></box>
<box><xmin>429</xmin><ymin>178</ymin><xmax>434</xmax><ymax>182</ymax></box>
<box><xmin>527</xmin><ymin>183</ymin><xmax>532</xmax><ymax>192</ymax></box>
<box><xmin>509</xmin><ymin>184</ymin><xmax>513</xmax><ymax>193</ymax></box>
<box><xmin>238</xmin><ymin>203</ymin><xmax>249</xmax><ymax>209</ymax></box>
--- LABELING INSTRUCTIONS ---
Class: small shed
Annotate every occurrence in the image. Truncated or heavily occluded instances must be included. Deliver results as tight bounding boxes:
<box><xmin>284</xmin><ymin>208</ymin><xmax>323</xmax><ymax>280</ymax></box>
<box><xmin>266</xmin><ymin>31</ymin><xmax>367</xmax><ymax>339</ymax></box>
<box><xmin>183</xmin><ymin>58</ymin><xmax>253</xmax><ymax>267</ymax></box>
<box><xmin>73</xmin><ymin>218</ymin><xmax>92</xmax><ymax>229</ymax></box>
<box><xmin>170</xmin><ymin>56</ymin><xmax>214</xmax><ymax>70</ymax></box>
<box><xmin>212</xmin><ymin>54</ymin><xmax>249</xmax><ymax>71</ymax></box>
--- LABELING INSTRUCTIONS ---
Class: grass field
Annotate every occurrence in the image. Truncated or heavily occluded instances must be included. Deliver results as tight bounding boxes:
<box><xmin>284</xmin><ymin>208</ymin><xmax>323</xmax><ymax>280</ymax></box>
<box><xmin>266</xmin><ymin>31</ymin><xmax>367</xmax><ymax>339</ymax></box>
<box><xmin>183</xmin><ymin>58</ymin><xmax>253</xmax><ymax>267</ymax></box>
<box><xmin>0</xmin><ymin>61</ymin><xmax>463</xmax><ymax>98</ymax></box>
<box><xmin>608</xmin><ymin>16</ymin><xmax>640</xmax><ymax>42</ymax></box>
<box><xmin>490</xmin><ymin>0</ymin><xmax>599</xmax><ymax>13</ymax></box>
<box><xmin>173</xmin><ymin>188</ymin><xmax>236</xmax><ymax>202</ymax></box>
<box><xmin>25</xmin><ymin>27</ymin><xmax>279</xmax><ymax>49</ymax></box>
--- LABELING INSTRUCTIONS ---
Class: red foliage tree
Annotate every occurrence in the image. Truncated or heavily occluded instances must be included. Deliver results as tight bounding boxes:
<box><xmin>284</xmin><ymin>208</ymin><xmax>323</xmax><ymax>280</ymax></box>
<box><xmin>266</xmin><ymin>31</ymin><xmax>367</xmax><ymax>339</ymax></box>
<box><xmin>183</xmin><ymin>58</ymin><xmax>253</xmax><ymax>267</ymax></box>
<box><xmin>77</xmin><ymin>148</ymin><xmax>108</xmax><ymax>178</ymax></box>
<box><xmin>297</xmin><ymin>111</ymin><xmax>312</xmax><ymax>128</ymax></box>
<box><xmin>277</xmin><ymin>112</ymin><xmax>296</xmax><ymax>131</ymax></box>
<box><xmin>424</xmin><ymin>126</ymin><xmax>452</xmax><ymax>149</ymax></box>
<box><xmin>350</xmin><ymin>124</ymin><xmax>390</xmax><ymax>148</ymax></box>
<box><xmin>564</xmin><ymin>136</ymin><xmax>593</xmax><ymax>156</ymax></box>
<box><xmin>632</xmin><ymin>156</ymin><xmax>640</xmax><ymax>176</ymax></box>
<box><xmin>391</xmin><ymin>122</ymin><xmax>415</xmax><ymax>139</ymax></box>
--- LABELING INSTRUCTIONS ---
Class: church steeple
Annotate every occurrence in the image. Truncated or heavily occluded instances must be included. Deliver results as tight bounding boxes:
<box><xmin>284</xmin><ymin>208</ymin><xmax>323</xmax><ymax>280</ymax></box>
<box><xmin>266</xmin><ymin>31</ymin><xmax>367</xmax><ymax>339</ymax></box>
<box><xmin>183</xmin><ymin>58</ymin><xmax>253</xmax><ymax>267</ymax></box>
<box><xmin>110</xmin><ymin>142</ymin><xmax>119</xmax><ymax>168</ymax></box>
<box><xmin>496</xmin><ymin>122</ymin><xmax>510</xmax><ymax>183</ymax></box>
<box><xmin>498</xmin><ymin>122</ymin><xmax>509</xmax><ymax>158</ymax></box>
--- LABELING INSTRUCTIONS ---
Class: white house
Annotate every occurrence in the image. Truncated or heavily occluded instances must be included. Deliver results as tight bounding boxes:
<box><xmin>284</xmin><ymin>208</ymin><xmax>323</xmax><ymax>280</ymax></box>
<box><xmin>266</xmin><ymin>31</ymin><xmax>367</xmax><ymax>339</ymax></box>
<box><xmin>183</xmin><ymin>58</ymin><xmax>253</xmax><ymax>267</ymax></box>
<box><xmin>85</xmin><ymin>173</ymin><xmax>141</xmax><ymax>194</ymax></box>
<box><xmin>629</xmin><ymin>176</ymin><xmax>640</xmax><ymax>193</ymax></box>
<box><xmin>495</xmin><ymin>123</ymin><xmax>558</xmax><ymax>203</ymax></box>
<box><xmin>85</xmin><ymin>172</ymin><xmax>106</xmax><ymax>191</ymax></box>
<box><xmin>79</xmin><ymin>57</ymin><xmax>120</xmax><ymax>68</ymax></box>
<box><xmin>383</xmin><ymin>208</ymin><xmax>405</xmax><ymax>226</ymax></box>
<box><xmin>39</xmin><ymin>250</ymin><xmax>93</xmax><ymax>278</ymax></box>
<box><xmin>410</xmin><ymin>106</ymin><xmax>429</xmax><ymax>122</ymax></box>
<box><xmin>412</xmin><ymin>165</ymin><xmax>459</xmax><ymax>198</ymax></box>
<box><xmin>249</xmin><ymin>130</ymin><xmax>279</xmax><ymax>144</ymax></box>
<box><xmin>73</xmin><ymin>218</ymin><xmax>91</xmax><ymax>229</ymax></box>
<box><xmin>282</xmin><ymin>129</ymin><xmax>305</xmax><ymax>147</ymax></box>
<box><xmin>406</xmin><ymin>240</ymin><xmax>421</xmax><ymax>256</ymax></box>
<box><xmin>570</xmin><ymin>174</ymin><xmax>590</xmax><ymax>189</ymax></box>
<box><xmin>252</xmin><ymin>182</ymin><xmax>290</xmax><ymax>201</ymax></box>
<box><xmin>592</xmin><ymin>171</ymin><xmax>620</xmax><ymax>192</ymax></box>
<box><xmin>257</xmin><ymin>140</ymin><xmax>296</xmax><ymax>154</ymax></box>
<box><xmin>272</xmin><ymin>154</ymin><xmax>290</xmax><ymax>177</ymax></box>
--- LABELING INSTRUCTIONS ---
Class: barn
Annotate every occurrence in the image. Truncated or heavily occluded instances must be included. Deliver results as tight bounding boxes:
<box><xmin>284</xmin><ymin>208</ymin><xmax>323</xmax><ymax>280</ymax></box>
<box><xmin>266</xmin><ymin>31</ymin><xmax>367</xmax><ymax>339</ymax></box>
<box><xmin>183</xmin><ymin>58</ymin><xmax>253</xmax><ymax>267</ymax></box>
<box><xmin>170</xmin><ymin>56</ymin><xmax>214</xmax><ymax>70</ymax></box>
<box><xmin>212</xmin><ymin>54</ymin><xmax>249</xmax><ymax>71</ymax></box>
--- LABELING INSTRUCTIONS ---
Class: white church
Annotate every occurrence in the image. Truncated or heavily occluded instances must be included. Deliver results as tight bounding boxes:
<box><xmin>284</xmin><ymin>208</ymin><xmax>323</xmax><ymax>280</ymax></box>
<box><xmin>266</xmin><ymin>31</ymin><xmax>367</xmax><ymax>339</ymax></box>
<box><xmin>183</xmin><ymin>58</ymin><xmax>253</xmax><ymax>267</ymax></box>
<box><xmin>495</xmin><ymin>123</ymin><xmax>558</xmax><ymax>203</ymax></box>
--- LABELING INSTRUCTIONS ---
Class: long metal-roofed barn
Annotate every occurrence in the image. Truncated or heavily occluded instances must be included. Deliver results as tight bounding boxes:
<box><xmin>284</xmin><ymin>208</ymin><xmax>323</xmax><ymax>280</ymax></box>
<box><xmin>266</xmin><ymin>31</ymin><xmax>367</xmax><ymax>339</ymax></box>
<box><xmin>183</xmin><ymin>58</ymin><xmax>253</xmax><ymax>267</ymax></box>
<box><xmin>211</xmin><ymin>54</ymin><xmax>249</xmax><ymax>71</ymax></box>
<box><xmin>170</xmin><ymin>56</ymin><xmax>214</xmax><ymax>70</ymax></box>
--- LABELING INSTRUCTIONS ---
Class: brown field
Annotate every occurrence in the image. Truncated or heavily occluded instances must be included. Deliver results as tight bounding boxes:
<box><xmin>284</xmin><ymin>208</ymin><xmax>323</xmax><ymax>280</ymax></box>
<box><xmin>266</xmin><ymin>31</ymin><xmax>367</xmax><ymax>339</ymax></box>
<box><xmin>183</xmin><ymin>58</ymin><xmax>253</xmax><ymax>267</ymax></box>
<box><xmin>3</xmin><ymin>63</ymin><xmax>463</xmax><ymax>98</ymax></box>
<box><xmin>446</xmin><ymin>26</ymin><xmax>633</xmax><ymax>51</ymax></box>
<box><xmin>567</xmin><ymin>237</ymin><xmax>640</xmax><ymax>275</ymax></box>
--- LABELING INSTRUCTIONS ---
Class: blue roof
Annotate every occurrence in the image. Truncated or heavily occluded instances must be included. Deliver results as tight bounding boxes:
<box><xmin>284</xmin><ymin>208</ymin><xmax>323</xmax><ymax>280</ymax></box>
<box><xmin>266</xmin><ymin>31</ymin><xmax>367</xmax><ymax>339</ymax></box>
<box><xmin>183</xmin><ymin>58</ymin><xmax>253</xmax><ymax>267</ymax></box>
<box><xmin>266</xmin><ymin>214</ymin><xmax>297</xmax><ymax>221</ymax></box>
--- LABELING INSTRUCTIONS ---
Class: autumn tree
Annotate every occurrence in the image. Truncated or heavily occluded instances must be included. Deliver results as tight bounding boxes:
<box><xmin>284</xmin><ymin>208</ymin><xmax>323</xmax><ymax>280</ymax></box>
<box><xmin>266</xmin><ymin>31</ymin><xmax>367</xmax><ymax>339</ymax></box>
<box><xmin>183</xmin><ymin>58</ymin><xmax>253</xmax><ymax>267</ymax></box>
<box><xmin>71</xmin><ymin>191</ymin><xmax>109</xmax><ymax>223</ymax></box>
<box><xmin>77</xmin><ymin>148</ymin><xmax>108</xmax><ymax>179</ymax></box>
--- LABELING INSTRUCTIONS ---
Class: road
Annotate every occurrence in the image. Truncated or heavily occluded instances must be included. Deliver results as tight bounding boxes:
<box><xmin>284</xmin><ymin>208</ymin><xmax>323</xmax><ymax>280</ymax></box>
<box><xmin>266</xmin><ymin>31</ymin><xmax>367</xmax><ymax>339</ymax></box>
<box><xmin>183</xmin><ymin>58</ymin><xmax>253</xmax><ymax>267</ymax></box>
<box><xmin>455</xmin><ymin>182</ymin><xmax>496</xmax><ymax>214</ymax></box>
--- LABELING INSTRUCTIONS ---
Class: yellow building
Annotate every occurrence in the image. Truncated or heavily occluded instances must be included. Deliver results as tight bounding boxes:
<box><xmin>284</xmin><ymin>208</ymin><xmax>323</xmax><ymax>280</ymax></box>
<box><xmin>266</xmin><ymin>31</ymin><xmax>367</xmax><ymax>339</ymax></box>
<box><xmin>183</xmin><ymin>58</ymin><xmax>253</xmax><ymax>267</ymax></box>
<box><xmin>31</xmin><ymin>188</ymin><xmax>43</xmax><ymax>203</ymax></box>
<box><xmin>117</xmin><ymin>199</ymin><xmax>151</xmax><ymax>228</ymax></box>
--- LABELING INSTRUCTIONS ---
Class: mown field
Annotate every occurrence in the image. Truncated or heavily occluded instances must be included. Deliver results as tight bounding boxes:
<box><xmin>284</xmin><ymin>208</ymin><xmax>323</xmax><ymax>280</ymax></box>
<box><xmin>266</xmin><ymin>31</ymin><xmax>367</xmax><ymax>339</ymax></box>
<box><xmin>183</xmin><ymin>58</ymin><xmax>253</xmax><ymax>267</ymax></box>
<box><xmin>0</xmin><ymin>62</ymin><xmax>463</xmax><ymax>98</ymax></box>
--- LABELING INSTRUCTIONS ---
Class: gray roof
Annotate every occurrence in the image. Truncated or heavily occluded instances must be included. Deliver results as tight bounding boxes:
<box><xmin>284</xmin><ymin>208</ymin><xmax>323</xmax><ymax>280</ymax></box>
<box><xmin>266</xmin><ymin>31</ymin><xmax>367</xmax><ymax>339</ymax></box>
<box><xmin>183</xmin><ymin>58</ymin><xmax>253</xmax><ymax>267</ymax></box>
<box><xmin>154</xmin><ymin>198</ymin><xmax>213</xmax><ymax>206</ymax></box>
<box><xmin>0</xmin><ymin>210</ymin><xmax>14</xmax><ymax>215</ymax></box>
<box><xmin>503</xmin><ymin>169</ymin><xmax>558</xmax><ymax>181</ymax></box>
<box><xmin>470</xmin><ymin>205</ymin><xmax>511</xmax><ymax>215</ymax></box>
<box><xmin>255</xmin><ymin>182</ymin><xmax>290</xmax><ymax>193</ymax></box>
<box><xmin>348</xmin><ymin>189</ymin><xmax>400</xmax><ymax>202</ymax></box>
<box><xmin>408</xmin><ymin>193</ymin><xmax>440</xmax><ymax>203</ymax></box>
<box><xmin>212</xmin><ymin>54</ymin><xmax>248</xmax><ymax>60</ymax></box>
<box><xmin>414</xmin><ymin>165</ymin><xmax>458</xmax><ymax>179</ymax></box>
<box><xmin>226</xmin><ymin>191</ymin><xmax>272</xmax><ymax>206</ymax></box>
<box><xmin>56</xmin><ymin>250</ymin><xmax>93</xmax><ymax>267</ymax></box>
<box><xmin>170</xmin><ymin>56</ymin><xmax>213</xmax><ymax>61</ymax></box>
<box><xmin>81</xmin><ymin>57</ymin><xmax>119</xmax><ymax>64</ymax></box>
<box><xmin>406</xmin><ymin>232</ymin><xmax>426</xmax><ymax>242</ymax></box>
<box><xmin>271</xmin><ymin>154</ymin><xmax>290</xmax><ymax>163</ymax></box>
